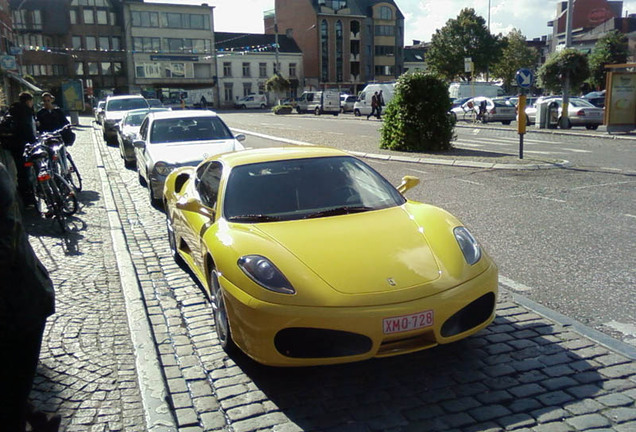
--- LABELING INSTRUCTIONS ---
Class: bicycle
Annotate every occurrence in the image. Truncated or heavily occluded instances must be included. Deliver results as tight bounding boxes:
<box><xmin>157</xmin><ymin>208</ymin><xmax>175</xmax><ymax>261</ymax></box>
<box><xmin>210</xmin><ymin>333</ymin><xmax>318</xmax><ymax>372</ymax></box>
<box><xmin>24</xmin><ymin>140</ymin><xmax>78</xmax><ymax>233</ymax></box>
<box><xmin>42</xmin><ymin>125</ymin><xmax>82</xmax><ymax>192</ymax></box>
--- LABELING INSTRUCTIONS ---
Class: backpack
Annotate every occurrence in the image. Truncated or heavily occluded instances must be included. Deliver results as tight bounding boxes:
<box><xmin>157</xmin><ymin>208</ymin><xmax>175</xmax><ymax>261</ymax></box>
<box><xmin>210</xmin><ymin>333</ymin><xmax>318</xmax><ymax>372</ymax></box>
<box><xmin>0</xmin><ymin>113</ymin><xmax>18</xmax><ymax>151</ymax></box>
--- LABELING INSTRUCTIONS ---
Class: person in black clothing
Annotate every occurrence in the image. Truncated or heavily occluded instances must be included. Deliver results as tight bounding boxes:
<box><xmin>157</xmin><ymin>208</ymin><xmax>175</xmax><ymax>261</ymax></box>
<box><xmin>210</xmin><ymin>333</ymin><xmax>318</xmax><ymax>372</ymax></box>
<box><xmin>8</xmin><ymin>92</ymin><xmax>37</xmax><ymax>204</ymax></box>
<box><xmin>0</xmin><ymin>162</ymin><xmax>59</xmax><ymax>432</ymax></box>
<box><xmin>36</xmin><ymin>92</ymin><xmax>69</xmax><ymax>134</ymax></box>
<box><xmin>376</xmin><ymin>90</ymin><xmax>385</xmax><ymax>119</ymax></box>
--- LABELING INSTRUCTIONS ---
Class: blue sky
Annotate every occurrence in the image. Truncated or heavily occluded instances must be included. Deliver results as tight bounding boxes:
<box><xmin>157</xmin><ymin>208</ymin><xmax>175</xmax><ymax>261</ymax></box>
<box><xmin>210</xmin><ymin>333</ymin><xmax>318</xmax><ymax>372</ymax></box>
<box><xmin>148</xmin><ymin>0</ymin><xmax>636</xmax><ymax>44</ymax></box>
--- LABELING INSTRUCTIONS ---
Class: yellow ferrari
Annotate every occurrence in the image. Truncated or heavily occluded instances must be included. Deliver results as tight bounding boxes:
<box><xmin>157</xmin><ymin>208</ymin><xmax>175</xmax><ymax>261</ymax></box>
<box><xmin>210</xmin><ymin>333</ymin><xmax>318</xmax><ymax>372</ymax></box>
<box><xmin>163</xmin><ymin>147</ymin><xmax>498</xmax><ymax>366</ymax></box>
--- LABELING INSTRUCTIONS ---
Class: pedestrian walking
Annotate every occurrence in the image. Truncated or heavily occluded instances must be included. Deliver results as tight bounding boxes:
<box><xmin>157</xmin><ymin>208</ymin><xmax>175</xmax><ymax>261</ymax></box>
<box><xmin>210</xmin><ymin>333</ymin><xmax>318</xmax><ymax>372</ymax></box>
<box><xmin>0</xmin><ymin>161</ymin><xmax>60</xmax><ymax>432</ymax></box>
<box><xmin>376</xmin><ymin>90</ymin><xmax>385</xmax><ymax>119</ymax></box>
<box><xmin>7</xmin><ymin>92</ymin><xmax>37</xmax><ymax>205</ymax></box>
<box><xmin>200</xmin><ymin>95</ymin><xmax>207</xmax><ymax>108</ymax></box>
<box><xmin>367</xmin><ymin>92</ymin><xmax>379</xmax><ymax>120</ymax></box>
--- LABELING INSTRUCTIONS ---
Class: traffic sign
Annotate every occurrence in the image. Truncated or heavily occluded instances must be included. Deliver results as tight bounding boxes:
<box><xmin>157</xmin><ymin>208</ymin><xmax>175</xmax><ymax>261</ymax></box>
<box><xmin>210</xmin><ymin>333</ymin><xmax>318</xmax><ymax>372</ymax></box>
<box><xmin>516</xmin><ymin>68</ymin><xmax>534</xmax><ymax>88</ymax></box>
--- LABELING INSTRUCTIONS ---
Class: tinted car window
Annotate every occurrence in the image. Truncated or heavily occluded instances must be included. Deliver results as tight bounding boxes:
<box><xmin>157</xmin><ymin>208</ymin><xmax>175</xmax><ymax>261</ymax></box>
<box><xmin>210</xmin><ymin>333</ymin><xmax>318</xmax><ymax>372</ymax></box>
<box><xmin>196</xmin><ymin>162</ymin><xmax>223</xmax><ymax>208</ymax></box>
<box><xmin>107</xmin><ymin>98</ymin><xmax>149</xmax><ymax>111</ymax></box>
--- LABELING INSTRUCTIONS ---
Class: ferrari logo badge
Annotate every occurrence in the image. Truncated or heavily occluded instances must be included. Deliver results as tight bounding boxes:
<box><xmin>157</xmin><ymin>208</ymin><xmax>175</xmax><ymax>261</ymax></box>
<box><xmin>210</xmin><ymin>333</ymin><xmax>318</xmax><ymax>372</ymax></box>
<box><xmin>387</xmin><ymin>278</ymin><xmax>396</xmax><ymax>286</ymax></box>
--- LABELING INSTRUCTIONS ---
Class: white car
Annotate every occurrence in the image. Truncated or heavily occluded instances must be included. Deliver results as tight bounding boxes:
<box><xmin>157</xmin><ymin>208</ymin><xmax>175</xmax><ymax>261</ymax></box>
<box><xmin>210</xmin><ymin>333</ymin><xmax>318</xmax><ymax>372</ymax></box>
<box><xmin>234</xmin><ymin>94</ymin><xmax>267</xmax><ymax>109</ymax></box>
<box><xmin>116</xmin><ymin>108</ymin><xmax>170</xmax><ymax>167</ymax></box>
<box><xmin>525</xmin><ymin>97</ymin><xmax>604</xmax><ymax>129</ymax></box>
<box><xmin>102</xmin><ymin>95</ymin><xmax>149</xmax><ymax>144</ymax></box>
<box><xmin>450</xmin><ymin>97</ymin><xmax>516</xmax><ymax>125</ymax></box>
<box><xmin>133</xmin><ymin>110</ymin><xmax>246</xmax><ymax>204</ymax></box>
<box><xmin>340</xmin><ymin>94</ymin><xmax>358</xmax><ymax>113</ymax></box>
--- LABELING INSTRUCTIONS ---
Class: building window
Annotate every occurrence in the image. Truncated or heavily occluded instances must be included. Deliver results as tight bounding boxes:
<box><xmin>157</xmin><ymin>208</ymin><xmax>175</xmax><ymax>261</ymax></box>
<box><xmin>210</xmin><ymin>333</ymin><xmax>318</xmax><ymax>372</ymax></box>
<box><xmin>336</xmin><ymin>20</ymin><xmax>343</xmax><ymax>82</ymax></box>
<box><xmin>259</xmin><ymin>63</ymin><xmax>267</xmax><ymax>78</ymax></box>
<box><xmin>165</xmin><ymin>63</ymin><xmax>185</xmax><ymax>78</ymax></box>
<box><xmin>113</xmin><ymin>62</ymin><xmax>122</xmax><ymax>75</ymax></box>
<box><xmin>72</xmin><ymin>36</ymin><xmax>82</xmax><ymax>50</ymax></box>
<box><xmin>224</xmin><ymin>83</ymin><xmax>233</xmax><ymax>102</ymax></box>
<box><xmin>375</xmin><ymin>45</ymin><xmax>394</xmax><ymax>56</ymax></box>
<box><xmin>374</xmin><ymin>25</ymin><xmax>395</xmax><ymax>36</ymax></box>
<box><xmin>289</xmin><ymin>63</ymin><xmax>296</xmax><ymax>77</ymax></box>
<box><xmin>75</xmin><ymin>62</ymin><xmax>84</xmax><ymax>75</ymax></box>
<box><xmin>242</xmin><ymin>63</ymin><xmax>250</xmax><ymax>77</ymax></box>
<box><xmin>375</xmin><ymin>65</ymin><xmax>394</xmax><ymax>76</ymax></box>
<box><xmin>379</xmin><ymin>6</ymin><xmax>392</xmax><ymax>20</ymax></box>
<box><xmin>112</xmin><ymin>37</ymin><xmax>121</xmax><ymax>51</ymax></box>
<box><xmin>161</xmin><ymin>12</ymin><xmax>210</xmax><ymax>30</ymax></box>
<box><xmin>83</xmin><ymin>9</ymin><xmax>94</xmax><ymax>24</ymax></box>
<box><xmin>136</xmin><ymin>63</ymin><xmax>162</xmax><ymax>78</ymax></box>
<box><xmin>52</xmin><ymin>65</ymin><xmax>67</xmax><ymax>76</ymax></box>
<box><xmin>321</xmin><ymin>0</ymin><xmax>347</xmax><ymax>10</ymax></box>
<box><xmin>133</xmin><ymin>37</ymin><xmax>160</xmax><ymax>53</ymax></box>
<box><xmin>12</xmin><ymin>9</ymin><xmax>42</xmax><ymax>31</ymax></box>
<box><xmin>87</xmin><ymin>62</ymin><xmax>99</xmax><ymax>75</ymax></box>
<box><xmin>86</xmin><ymin>36</ymin><xmax>97</xmax><ymax>50</ymax></box>
<box><xmin>96</xmin><ymin>9</ymin><xmax>108</xmax><ymax>24</ymax></box>
<box><xmin>101</xmin><ymin>62</ymin><xmax>112</xmax><ymax>74</ymax></box>
<box><xmin>320</xmin><ymin>20</ymin><xmax>329</xmax><ymax>82</ymax></box>
<box><xmin>131</xmin><ymin>11</ymin><xmax>159</xmax><ymax>27</ymax></box>
<box><xmin>70</xmin><ymin>9</ymin><xmax>77</xmax><ymax>24</ymax></box>
<box><xmin>223</xmin><ymin>62</ymin><xmax>231</xmax><ymax>77</ymax></box>
<box><xmin>243</xmin><ymin>83</ymin><xmax>252</xmax><ymax>97</ymax></box>
<box><xmin>99</xmin><ymin>37</ymin><xmax>110</xmax><ymax>50</ymax></box>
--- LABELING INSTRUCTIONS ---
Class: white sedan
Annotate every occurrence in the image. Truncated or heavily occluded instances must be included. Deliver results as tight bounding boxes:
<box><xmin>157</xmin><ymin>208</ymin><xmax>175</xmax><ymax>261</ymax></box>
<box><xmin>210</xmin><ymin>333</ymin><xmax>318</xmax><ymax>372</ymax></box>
<box><xmin>133</xmin><ymin>110</ymin><xmax>245</xmax><ymax>204</ymax></box>
<box><xmin>450</xmin><ymin>97</ymin><xmax>516</xmax><ymax>125</ymax></box>
<box><xmin>525</xmin><ymin>97</ymin><xmax>604</xmax><ymax>129</ymax></box>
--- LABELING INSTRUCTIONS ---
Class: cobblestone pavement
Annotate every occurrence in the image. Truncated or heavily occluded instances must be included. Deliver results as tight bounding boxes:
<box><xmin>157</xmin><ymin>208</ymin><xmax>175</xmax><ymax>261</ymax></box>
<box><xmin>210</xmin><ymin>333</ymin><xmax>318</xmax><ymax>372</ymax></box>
<box><xmin>26</xmin><ymin>117</ymin><xmax>636</xmax><ymax>431</ymax></box>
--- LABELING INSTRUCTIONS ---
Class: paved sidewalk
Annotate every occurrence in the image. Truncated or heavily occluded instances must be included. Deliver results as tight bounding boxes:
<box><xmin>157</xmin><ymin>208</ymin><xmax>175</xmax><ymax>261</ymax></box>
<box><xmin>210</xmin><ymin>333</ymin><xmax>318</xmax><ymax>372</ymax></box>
<box><xmin>23</xmin><ymin>118</ymin><xmax>636</xmax><ymax>431</ymax></box>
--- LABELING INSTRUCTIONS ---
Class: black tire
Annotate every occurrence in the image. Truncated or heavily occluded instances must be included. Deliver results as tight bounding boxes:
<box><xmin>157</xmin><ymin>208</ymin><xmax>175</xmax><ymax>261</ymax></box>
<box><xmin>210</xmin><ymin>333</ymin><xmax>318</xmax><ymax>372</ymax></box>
<box><xmin>65</xmin><ymin>152</ymin><xmax>82</xmax><ymax>192</ymax></box>
<box><xmin>315</xmin><ymin>107</ymin><xmax>321</xmax><ymax>115</ymax></box>
<box><xmin>166</xmin><ymin>216</ymin><xmax>185</xmax><ymax>266</ymax></box>
<box><xmin>586</xmin><ymin>124</ymin><xmax>598</xmax><ymax>130</ymax></box>
<box><xmin>260</xmin><ymin>104</ymin><xmax>266</xmax><ymax>109</ymax></box>
<box><xmin>138</xmin><ymin>167</ymin><xmax>147</xmax><ymax>186</ymax></box>
<box><xmin>502</xmin><ymin>120</ymin><xmax>511</xmax><ymax>125</ymax></box>
<box><xmin>46</xmin><ymin>180</ymin><xmax>66</xmax><ymax>233</ymax></box>
<box><xmin>53</xmin><ymin>173</ymin><xmax>78</xmax><ymax>215</ymax></box>
<box><xmin>209</xmin><ymin>268</ymin><xmax>236</xmax><ymax>353</ymax></box>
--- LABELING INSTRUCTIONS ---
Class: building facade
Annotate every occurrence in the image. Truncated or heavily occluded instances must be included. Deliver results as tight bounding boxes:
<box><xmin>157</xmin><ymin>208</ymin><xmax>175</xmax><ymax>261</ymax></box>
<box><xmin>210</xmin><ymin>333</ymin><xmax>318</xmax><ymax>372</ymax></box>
<box><xmin>215</xmin><ymin>32</ymin><xmax>303</xmax><ymax>108</ymax></box>
<box><xmin>266</xmin><ymin>0</ymin><xmax>404</xmax><ymax>94</ymax></box>
<box><xmin>122</xmin><ymin>1</ymin><xmax>217</xmax><ymax>107</ymax></box>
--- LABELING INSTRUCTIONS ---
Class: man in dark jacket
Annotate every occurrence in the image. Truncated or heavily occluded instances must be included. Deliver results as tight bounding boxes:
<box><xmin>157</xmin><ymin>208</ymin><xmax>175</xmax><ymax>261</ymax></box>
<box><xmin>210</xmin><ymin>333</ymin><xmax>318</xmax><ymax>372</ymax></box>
<box><xmin>36</xmin><ymin>92</ymin><xmax>69</xmax><ymax>134</ymax></box>
<box><xmin>8</xmin><ymin>92</ymin><xmax>37</xmax><ymax>204</ymax></box>
<box><xmin>0</xmin><ymin>162</ymin><xmax>58</xmax><ymax>431</ymax></box>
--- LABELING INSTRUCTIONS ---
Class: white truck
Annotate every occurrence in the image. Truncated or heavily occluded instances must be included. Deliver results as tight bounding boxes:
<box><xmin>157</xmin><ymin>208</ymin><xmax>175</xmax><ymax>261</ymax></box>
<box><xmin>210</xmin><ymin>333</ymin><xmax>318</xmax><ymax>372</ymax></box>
<box><xmin>353</xmin><ymin>83</ymin><xmax>396</xmax><ymax>117</ymax></box>
<box><xmin>448</xmin><ymin>82</ymin><xmax>504</xmax><ymax>100</ymax></box>
<box><xmin>296</xmin><ymin>90</ymin><xmax>340</xmax><ymax>115</ymax></box>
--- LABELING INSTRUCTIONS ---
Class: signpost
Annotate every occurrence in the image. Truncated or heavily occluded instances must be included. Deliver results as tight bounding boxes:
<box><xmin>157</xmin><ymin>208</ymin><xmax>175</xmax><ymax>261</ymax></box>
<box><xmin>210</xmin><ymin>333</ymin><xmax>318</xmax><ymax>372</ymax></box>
<box><xmin>515</xmin><ymin>68</ymin><xmax>534</xmax><ymax>159</ymax></box>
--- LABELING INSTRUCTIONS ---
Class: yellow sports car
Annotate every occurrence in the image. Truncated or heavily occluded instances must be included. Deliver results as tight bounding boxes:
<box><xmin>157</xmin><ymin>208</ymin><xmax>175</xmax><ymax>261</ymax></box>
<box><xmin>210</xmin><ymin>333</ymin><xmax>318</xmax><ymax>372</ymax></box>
<box><xmin>163</xmin><ymin>147</ymin><xmax>498</xmax><ymax>367</ymax></box>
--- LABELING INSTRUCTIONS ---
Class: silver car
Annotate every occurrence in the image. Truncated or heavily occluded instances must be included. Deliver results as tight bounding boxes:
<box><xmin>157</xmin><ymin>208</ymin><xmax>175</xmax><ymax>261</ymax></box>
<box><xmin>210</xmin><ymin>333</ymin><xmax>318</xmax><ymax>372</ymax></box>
<box><xmin>450</xmin><ymin>97</ymin><xmax>516</xmax><ymax>125</ymax></box>
<box><xmin>134</xmin><ymin>110</ymin><xmax>246</xmax><ymax>204</ymax></box>
<box><xmin>525</xmin><ymin>97</ymin><xmax>604</xmax><ymax>129</ymax></box>
<box><xmin>116</xmin><ymin>108</ymin><xmax>170</xmax><ymax>167</ymax></box>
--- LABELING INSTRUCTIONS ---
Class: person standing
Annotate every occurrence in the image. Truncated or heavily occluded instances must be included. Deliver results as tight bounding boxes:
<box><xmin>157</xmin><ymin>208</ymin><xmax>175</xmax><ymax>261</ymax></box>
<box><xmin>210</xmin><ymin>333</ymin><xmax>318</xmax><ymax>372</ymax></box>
<box><xmin>36</xmin><ymin>93</ymin><xmax>69</xmax><ymax>134</ymax></box>
<box><xmin>367</xmin><ymin>92</ymin><xmax>379</xmax><ymax>120</ymax></box>
<box><xmin>0</xmin><ymin>161</ymin><xmax>59</xmax><ymax>431</ymax></box>
<box><xmin>376</xmin><ymin>90</ymin><xmax>385</xmax><ymax>119</ymax></box>
<box><xmin>8</xmin><ymin>92</ymin><xmax>37</xmax><ymax>204</ymax></box>
<box><xmin>200</xmin><ymin>95</ymin><xmax>207</xmax><ymax>108</ymax></box>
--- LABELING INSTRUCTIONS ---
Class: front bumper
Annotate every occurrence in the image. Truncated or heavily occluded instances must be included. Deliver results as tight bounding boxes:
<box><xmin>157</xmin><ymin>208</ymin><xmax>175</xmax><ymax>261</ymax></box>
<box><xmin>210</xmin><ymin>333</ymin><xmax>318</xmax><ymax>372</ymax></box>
<box><xmin>220</xmin><ymin>263</ymin><xmax>498</xmax><ymax>366</ymax></box>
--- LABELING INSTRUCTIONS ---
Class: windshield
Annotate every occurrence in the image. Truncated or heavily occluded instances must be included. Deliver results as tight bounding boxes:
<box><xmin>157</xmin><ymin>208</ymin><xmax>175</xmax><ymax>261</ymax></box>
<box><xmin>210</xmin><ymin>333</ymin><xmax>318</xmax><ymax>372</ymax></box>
<box><xmin>223</xmin><ymin>156</ymin><xmax>406</xmax><ymax>222</ymax></box>
<box><xmin>149</xmin><ymin>116</ymin><xmax>233</xmax><ymax>144</ymax></box>
<box><xmin>106</xmin><ymin>98</ymin><xmax>149</xmax><ymax>111</ymax></box>
<box><xmin>124</xmin><ymin>111</ymin><xmax>150</xmax><ymax>126</ymax></box>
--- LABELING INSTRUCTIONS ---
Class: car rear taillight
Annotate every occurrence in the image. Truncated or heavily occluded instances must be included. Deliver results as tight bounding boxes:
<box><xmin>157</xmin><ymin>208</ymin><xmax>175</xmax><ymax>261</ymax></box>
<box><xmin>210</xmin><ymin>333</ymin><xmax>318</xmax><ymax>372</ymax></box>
<box><xmin>24</xmin><ymin>161</ymin><xmax>33</xmax><ymax>167</ymax></box>
<box><xmin>576</xmin><ymin>110</ymin><xmax>585</xmax><ymax>116</ymax></box>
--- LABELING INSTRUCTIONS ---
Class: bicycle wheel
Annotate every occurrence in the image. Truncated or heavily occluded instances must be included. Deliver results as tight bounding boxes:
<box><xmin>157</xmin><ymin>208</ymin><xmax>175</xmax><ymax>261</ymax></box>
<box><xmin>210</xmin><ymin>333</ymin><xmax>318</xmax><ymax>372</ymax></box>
<box><xmin>53</xmin><ymin>173</ymin><xmax>78</xmax><ymax>215</ymax></box>
<box><xmin>65</xmin><ymin>152</ymin><xmax>82</xmax><ymax>191</ymax></box>
<box><xmin>48</xmin><ymin>181</ymin><xmax>66</xmax><ymax>233</ymax></box>
<box><xmin>33</xmin><ymin>182</ymin><xmax>48</xmax><ymax>216</ymax></box>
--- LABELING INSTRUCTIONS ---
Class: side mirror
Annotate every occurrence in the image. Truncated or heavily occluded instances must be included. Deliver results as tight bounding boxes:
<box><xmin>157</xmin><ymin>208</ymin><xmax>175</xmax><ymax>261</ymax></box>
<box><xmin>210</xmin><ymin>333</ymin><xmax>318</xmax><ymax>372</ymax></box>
<box><xmin>175</xmin><ymin>197</ymin><xmax>214</xmax><ymax>219</ymax></box>
<box><xmin>235</xmin><ymin>133</ymin><xmax>246</xmax><ymax>142</ymax></box>
<box><xmin>397</xmin><ymin>176</ymin><xmax>420</xmax><ymax>194</ymax></box>
<box><xmin>133</xmin><ymin>139</ymin><xmax>146</xmax><ymax>149</ymax></box>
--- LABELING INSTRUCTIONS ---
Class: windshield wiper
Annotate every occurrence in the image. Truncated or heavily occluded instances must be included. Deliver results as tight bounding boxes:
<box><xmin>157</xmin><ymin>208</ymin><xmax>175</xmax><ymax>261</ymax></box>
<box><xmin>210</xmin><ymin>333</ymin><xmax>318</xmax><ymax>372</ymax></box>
<box><xmin>303</xmin><ymin>206</ymin><xmax>374</xmax><ymax>219</ymax></box>
<box><xmin>227</xmin><ymin>214</ymin><xmax>283</xmax><ymax>222</ymax></box>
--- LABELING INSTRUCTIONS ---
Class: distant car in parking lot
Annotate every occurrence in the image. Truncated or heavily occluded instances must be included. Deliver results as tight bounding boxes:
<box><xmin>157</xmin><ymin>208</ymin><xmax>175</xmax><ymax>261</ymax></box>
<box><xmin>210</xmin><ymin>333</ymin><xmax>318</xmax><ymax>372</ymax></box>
<box><xmin>146</xmin><ymin>98</ymin><xmax>164</xmax><ymax>108</ymax></box>
<box><xmin>94</xmin><ymin>100</ymin><xmax>105</xmax><ymax>124</ymax></box>
<box><xmin>133</xmin><ymin>110</ymin><xmax>246</xmax><ymax>204</ymax></box>
<box><xmin>450</xmin><ymin>97</ymin><xmax>516</xmax><ymax>125</ymax></box>
<box><xmin>340</xmin><ymin>94</ymin><xmax>358</xmax><ymax>113</ymax></box>
<box><xmin>583</xmin><ymin>90</ymin><xmax>605</xmax><ymax>108</ymax></box>
<box><xmin>525</xmin><ymin>97</ymin><xmax>603</xmax><ymax>129</ymax></box>
<box><xmin>116</xmin><ymin>108</ymin><xmax>170</xmax><ymax>167</ymax></box>
<box><xmin>102</xmin><ymin>95</ymin><xmax>149</xmax><ymax>144</ymax></box>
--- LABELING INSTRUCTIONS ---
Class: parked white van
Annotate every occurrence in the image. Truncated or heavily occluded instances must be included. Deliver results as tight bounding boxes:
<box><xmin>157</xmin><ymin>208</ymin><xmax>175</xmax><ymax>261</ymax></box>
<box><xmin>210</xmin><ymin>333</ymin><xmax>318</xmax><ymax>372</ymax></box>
<box><xmin>353</xmin><ymin>83</ymin><xmax>396</xmax><ymax>117</ymax></box>
<box><xmin>448</xmin><ymin>82</ymin><xmax>504</xmax><ymax>100</ymax></box>
<box><xmin>234</xmin><ymin>94</ymin><xmax>267</xmax><ymax>109</ymax></box>
<box><xmin>296</xmin><ymin>90</ymin><xmax>340</xmax><ymax>115</ymax></box>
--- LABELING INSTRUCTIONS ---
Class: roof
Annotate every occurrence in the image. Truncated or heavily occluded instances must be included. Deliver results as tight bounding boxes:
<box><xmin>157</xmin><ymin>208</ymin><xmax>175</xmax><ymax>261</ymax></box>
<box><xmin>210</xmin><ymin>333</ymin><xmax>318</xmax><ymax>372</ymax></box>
<box><xmin>313</xmin><ymin>1</ymin><xmax>404</xmax><ymax>20</ymax></box>
<box><xmin>147</xmin><ymin>110</ymin><xmax>220</xmax><ymax>121</ymax></box>
<box><xmin>215</xmin><ymin>32</ymin><xmax>302</xmax><ymax>54</ymax></box>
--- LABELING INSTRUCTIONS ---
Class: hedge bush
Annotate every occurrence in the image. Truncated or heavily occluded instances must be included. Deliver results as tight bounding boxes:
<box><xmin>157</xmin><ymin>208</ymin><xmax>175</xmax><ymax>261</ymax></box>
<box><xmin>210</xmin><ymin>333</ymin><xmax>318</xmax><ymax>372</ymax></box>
<box><xmin>380</xmin><ymin>73</ymin><xmax>455</xmax><ymax>152</ymax></box>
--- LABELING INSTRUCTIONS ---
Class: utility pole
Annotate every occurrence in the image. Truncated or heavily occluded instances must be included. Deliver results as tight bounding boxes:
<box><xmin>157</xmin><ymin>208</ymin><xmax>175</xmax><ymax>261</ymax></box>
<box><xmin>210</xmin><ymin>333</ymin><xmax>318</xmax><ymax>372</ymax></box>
<box><xmin>274</xmin><ymin>10</ymin><xmax>280</xmax><ymax>76</ymax></box>
<box><xmin>561</xmin><ymin>0</ymin><xmax>574</xmax><ymax>128</ymax></box>
<box><xmin>486</xmin><ymin>0</ymin><xmax>491</xmax><ymax>82</ymax></box>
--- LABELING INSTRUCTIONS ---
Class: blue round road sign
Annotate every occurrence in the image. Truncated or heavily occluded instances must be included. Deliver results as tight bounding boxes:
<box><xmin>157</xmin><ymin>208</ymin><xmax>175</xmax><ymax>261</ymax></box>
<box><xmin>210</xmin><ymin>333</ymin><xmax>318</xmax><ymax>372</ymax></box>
<box><xmin>516</xmin><ymin>68</ymin><xmax>534</xmax><ymax>88</ymax></box>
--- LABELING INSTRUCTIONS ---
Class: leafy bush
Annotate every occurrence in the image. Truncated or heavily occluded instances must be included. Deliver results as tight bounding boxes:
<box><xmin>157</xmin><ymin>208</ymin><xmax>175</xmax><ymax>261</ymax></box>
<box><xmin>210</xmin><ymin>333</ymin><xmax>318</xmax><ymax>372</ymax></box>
<box><xmin>538</xmin><ymin>48</ymin><xmax>589</xmax><ymax>94</ymax></box>
<box><xmin>380</xmin><ymin>73</ymin><xmax>455</xmax><ymax>152</ymax></box>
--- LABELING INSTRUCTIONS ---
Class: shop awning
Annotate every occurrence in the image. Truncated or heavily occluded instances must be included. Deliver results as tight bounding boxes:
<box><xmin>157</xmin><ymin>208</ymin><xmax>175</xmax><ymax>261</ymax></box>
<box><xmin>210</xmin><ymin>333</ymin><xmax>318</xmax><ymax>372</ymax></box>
<box><xmin>6</xmin><ymin>72</ymin><xmax>42</xmax><ymax>93</ymax></box>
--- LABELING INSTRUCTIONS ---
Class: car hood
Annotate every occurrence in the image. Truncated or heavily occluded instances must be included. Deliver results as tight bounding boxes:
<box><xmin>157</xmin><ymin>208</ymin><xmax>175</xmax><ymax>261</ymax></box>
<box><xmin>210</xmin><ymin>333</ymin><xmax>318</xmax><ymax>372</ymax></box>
<box><xmin>147</xmin><ymin>139</ymin><xmax>242</xmax><ymax>164</ymax></box>
<box><xmin>254</xmin><ymin>207</ymin><xmax>443</xmax><ymax>296</ymax></box>
<box><xmin>122</xmin><ymin>125</ymin><xmax>141</xmax><ymax>137</ymax></box>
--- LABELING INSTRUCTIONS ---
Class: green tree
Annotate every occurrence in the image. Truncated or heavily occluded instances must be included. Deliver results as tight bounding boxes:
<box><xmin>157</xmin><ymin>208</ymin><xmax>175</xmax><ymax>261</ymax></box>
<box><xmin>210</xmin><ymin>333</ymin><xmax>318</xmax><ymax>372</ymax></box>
<box><xmin>538</xmin><ymin>48</ymin><xmax>589</xmax><ymax>94</ymax></box>
<box><xmin>426</xmin><ymin>8</ymin><xmax>503</xmax><ymax>81</ymax></box>
<box><xmin>588</xmin><ymin>30</ymin><xmax>628</xmax><ymax>90</ymax></box>
<box><xmin>490</xmin><ymin>29</ymin><xmax>539</xmax><ymax>94</ymax></box>
<box><xmin>380</xmin><ymin>73</ymin><xmax>455</xmax><ymax>152</ymax></box>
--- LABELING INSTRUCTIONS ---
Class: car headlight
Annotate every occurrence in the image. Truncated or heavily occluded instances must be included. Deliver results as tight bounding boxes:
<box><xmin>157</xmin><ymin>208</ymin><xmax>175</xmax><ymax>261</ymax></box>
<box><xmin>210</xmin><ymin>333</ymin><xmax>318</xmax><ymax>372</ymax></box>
<box><xmin>154</xmin><ymin>162</ymin><xmax>175</xmax><ymax>176</ymax></box>
<box><xmin>237</xmin><ymin>255</ymin><xmax>295</xmax><ymax>294</ymax></box>
<box><xmin>454</xmin><ymin>226</ymin><xmax>481</xmax><ymax>265</ymax></box>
